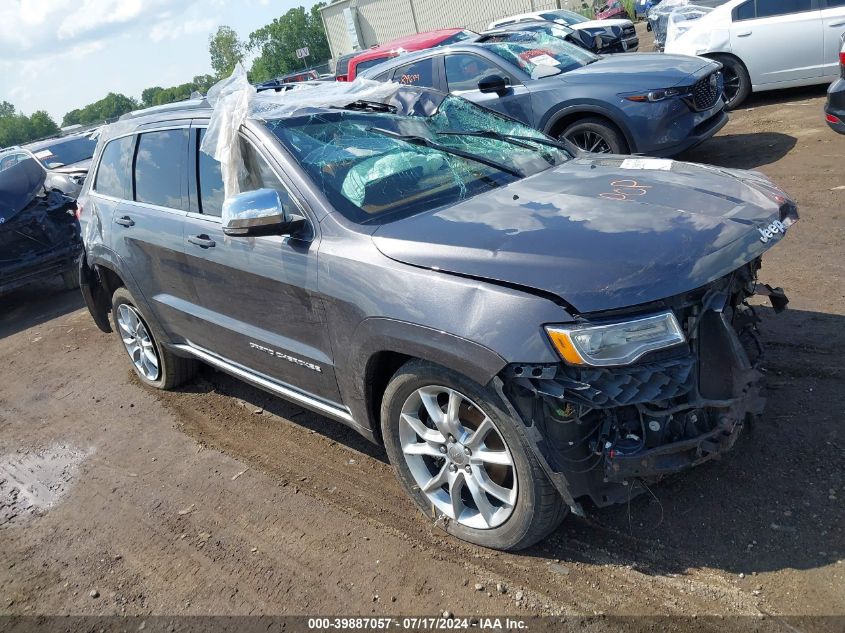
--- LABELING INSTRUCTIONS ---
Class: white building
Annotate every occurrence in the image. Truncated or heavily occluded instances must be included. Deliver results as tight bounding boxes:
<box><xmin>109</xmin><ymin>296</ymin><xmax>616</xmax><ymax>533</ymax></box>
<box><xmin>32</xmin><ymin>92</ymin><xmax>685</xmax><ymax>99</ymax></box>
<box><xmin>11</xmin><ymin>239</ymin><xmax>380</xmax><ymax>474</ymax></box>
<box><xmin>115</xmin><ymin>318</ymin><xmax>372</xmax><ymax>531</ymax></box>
<box><xmin>319</xmin><ymin>0</ymin><xmax>588</xmax><ymax>65</ymax></box>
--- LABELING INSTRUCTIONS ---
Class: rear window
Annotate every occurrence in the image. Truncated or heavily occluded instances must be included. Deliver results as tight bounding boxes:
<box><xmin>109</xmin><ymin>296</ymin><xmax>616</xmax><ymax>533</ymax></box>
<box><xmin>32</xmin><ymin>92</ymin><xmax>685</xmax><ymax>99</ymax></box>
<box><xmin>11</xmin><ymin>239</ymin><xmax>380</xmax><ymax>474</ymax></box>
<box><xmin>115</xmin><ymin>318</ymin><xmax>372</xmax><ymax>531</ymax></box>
<box><xmin>354</xmin><ymin>56</ymin><xmax>395</xmax><ymax>74</ymax></box>
<box><xmin>336</xmin><ymin>53</ymin><xmax>355</xmax><ymax>75</ymax></box>
<box><xmin>94</xmin><ymin>136</ymin><xmax>134</xmax><ymax>199</ymax></box>
<box><xmin>31</xmin><ymin>136</ymin><xmax>96</xmax><ymax>168</ymax></box>
<box><xmin>134</xmin><ymin>129</ymin><xmax>188</xmax><ymax>210</ymax></box>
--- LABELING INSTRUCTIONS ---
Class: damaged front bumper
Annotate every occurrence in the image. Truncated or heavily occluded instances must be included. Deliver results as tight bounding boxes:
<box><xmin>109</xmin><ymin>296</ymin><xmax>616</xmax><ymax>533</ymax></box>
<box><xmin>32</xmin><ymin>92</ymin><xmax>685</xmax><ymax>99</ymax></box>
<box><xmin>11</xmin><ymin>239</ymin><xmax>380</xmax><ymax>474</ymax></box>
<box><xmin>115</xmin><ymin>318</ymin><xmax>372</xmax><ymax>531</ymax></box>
<box><xmin>499</xmin><ymin>260</ymin><xmax>783</xmax><ymax>509</ymax></box>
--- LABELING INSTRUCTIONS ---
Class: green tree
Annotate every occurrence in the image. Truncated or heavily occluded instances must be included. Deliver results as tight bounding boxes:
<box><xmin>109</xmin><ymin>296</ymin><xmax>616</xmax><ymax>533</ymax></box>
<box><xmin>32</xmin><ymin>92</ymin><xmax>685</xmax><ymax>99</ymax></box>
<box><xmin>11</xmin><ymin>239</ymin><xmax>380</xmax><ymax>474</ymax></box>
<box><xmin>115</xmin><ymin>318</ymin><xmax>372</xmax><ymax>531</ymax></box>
<box><xmin>141</xmin><ymin>86</ymin><xmax>164</xmax><ymax>108</ymax></box>
<box><xmin>61</xmin><ymin>92</ymin><xmax>138</xmax><ymax>127</ymax></box>
<box><xmin>209</xmin><ymin>25</ymin><xmax>245</xmax><ymax>78</ymax></box>
<box><xmin>0</xmin><ymin>105</ymin><xmax>60</xmax><ymax>146</ymax></box>
<box><xmin>247</xmin><ymin>4</ymin><xmax>330</xmax><ymax>83</ymax></box>
<box><xmin>28</xmin><ymin>110</ymin><xmax>60</xmax><ymax>139</ymax></box>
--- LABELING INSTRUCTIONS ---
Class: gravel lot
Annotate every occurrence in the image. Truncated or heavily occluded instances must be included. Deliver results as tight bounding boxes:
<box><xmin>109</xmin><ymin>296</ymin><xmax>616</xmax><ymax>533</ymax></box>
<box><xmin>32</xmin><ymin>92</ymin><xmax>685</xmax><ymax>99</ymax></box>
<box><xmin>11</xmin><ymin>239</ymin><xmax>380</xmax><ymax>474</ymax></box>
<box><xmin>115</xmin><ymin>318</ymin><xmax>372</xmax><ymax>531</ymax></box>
<box><xmin>1</xmin><ymin>24</ymin><xmax>843</xmax><ymax>624</ymax></box>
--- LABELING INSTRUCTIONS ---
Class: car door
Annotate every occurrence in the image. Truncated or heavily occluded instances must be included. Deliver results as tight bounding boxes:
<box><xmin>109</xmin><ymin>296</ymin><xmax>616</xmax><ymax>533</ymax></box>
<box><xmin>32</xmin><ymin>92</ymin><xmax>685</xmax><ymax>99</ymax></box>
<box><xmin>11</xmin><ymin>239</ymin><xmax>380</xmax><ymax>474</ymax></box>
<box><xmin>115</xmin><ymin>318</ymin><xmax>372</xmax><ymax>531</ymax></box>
<box><xmin>822</xmin><ymin>0</ymin><xmax>845</xmax><ymax>79</ymax></box>
<box><xmin>94</xmin><ymin>129</ymin><xmax>194</xmax><ymax>337</ymax></box>
<box><xmin>730</xmin><ymin>0</ymin><xmax>823</xmax><ymax>86</ymax></box>
<box><xmin>442</xmin><ymin>52</ymin><xmax>534</xmax><ymax>125</ymax></box>
<box><xmin>180</xmin><ymin>125</ymin><xmax>341</xmax><ymax>403</ymax></box>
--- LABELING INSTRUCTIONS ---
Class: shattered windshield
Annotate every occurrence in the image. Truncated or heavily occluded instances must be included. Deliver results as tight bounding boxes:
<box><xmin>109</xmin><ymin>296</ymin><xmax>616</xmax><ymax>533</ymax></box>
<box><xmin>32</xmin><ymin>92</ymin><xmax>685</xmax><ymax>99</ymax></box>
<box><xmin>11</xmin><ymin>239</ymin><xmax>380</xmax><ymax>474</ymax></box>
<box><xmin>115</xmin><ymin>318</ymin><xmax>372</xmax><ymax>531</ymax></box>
<box><xmin>267</xmin><ymin>96</ymin><xmax>570</xmax><ymax>223</ymax></box>
<box><xmin>485</xmin><ymin>33</ymin><xmax>597</xmax><ymax>76</ymax></box>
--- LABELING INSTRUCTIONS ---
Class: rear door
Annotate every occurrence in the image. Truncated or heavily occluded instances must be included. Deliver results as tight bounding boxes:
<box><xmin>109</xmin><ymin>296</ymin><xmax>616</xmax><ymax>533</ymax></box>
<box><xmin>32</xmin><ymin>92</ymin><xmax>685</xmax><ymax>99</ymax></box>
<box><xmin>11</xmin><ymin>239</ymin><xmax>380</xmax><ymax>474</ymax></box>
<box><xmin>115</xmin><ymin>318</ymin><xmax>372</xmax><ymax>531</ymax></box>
<box><xmin>180</xmin><ymin>125</ymin><xmax>341</xmax><ymax>403</ymax></box>
<box><xmin>442</xmin><ymin>52</ymin><xmax>534</xmax><ymax>125</ymax></box>
<box><xmin>730</xmin><ymin>0</ymin><xmax>823</xmax><ymax>86</ymax></box>
<box><xmin>108</xmin><ymin>126</ymin><xmax>194</xmax><ymax>336</ymax></box>
<box><xmin>822</xmin><ymin>0</ymin><xmax>845</xmax><ymax>79</ymax></box>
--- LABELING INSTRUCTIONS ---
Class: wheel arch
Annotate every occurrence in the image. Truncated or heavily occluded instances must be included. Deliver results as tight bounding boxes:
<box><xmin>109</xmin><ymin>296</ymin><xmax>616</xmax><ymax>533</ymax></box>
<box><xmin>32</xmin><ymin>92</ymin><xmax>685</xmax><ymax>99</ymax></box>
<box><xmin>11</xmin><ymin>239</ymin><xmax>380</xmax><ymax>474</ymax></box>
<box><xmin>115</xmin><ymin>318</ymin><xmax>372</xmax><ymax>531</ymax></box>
<box><xmin>341</xmin><ymin>318</ymin><xmax>509</xmax><ymax>443</ymax></box>
<box><xmin>542</xmin><ymin>106</ymin><xmax>635</xmax><ymax>154</ymax></box>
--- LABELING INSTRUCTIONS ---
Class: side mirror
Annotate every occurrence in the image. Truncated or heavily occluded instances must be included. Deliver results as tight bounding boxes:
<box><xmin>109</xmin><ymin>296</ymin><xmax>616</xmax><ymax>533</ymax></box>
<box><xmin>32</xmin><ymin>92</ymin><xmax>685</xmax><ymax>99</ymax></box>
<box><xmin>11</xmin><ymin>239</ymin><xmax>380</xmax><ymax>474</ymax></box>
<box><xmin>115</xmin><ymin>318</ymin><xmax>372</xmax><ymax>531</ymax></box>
<box><xmin>477</xmin><ymin>74</ymin><xmax>510</xmax><ymax>95</ymax></box>
<box><xmin>222</xmin><ymin>188</ymin><xmax>305</xmax><ymax>237</ymax></box>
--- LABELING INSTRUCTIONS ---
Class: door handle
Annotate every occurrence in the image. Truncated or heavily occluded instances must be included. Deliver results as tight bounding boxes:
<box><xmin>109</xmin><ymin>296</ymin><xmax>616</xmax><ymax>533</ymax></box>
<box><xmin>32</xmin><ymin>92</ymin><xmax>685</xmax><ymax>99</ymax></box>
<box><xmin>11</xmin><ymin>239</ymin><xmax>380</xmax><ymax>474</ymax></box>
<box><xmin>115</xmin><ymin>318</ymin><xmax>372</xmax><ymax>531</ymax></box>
<box><xmin>114</xmin><ymin>216</ymin><xmax>134</xmax><ymax>227</ymax></box>
<box><xmin>829</xmin><ymin>21</ymin><xmax>845</xmax><ymax>27</ymax></box>
<box><xmin>736</xmin><ymin>30</ymin><xmax>752</xmax><ymax>37</ymax></box>
<box><xmin>188</xmin><ymin>234</ymin><xmax>216</xmax><ymax>248</ymax></box>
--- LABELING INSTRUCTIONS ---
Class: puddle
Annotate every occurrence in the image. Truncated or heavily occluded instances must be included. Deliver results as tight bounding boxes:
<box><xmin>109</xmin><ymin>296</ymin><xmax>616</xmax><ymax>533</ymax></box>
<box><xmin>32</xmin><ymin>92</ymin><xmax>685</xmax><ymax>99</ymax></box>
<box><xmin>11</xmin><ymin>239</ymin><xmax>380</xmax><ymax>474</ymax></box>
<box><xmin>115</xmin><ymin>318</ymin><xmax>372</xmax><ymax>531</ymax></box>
<box><xmin>0</xmin><ymin>444</ymin><xmax>91</xmax><ymax>527</ymax></box>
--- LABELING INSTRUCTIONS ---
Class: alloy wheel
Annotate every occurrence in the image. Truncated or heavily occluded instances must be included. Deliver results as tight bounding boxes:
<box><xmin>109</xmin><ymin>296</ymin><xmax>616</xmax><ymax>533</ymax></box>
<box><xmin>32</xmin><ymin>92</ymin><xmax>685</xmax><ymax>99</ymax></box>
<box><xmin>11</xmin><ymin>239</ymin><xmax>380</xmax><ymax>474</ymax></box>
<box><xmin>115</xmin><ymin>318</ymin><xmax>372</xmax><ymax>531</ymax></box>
<box><xmin>398</xmin><ymin>386</ymin><xmax>517</xmax><ymax>529</ymax></box>
<box><xmin>722</xmin><ymin>67</ymin><xmax>740</xmax><ymax>106</ymax></box>
<box><xmin>116</xmin><ymin>304</ymin><xmax>160</xmax><ymax>381</ymax></box>
<box><xmin>566</xmin><ymin>130</ymin><xmax>612</xmax><ymax>153</ymax></box>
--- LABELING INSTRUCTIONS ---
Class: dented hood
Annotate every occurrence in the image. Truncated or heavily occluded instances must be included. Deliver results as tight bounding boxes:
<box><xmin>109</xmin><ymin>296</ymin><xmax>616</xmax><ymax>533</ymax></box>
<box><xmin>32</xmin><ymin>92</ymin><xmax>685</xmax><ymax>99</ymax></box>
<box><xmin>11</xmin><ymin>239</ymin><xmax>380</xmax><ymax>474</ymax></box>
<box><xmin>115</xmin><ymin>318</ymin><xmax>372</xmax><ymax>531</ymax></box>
<box><xmin>372</xmin><ymin>156</ymin><xmax>798</xmax><ymax>313</ymax></box>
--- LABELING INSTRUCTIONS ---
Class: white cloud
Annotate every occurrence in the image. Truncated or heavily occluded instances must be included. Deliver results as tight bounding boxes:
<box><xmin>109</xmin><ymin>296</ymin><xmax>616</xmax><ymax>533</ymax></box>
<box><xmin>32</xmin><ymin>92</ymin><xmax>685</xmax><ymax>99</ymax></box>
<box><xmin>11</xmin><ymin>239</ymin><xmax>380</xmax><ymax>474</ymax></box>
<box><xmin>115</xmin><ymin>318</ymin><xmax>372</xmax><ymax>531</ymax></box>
<box><xmin>150</xmin><ymin>16</ymin><xmax>219</xmax><ymax>43</ymax></box>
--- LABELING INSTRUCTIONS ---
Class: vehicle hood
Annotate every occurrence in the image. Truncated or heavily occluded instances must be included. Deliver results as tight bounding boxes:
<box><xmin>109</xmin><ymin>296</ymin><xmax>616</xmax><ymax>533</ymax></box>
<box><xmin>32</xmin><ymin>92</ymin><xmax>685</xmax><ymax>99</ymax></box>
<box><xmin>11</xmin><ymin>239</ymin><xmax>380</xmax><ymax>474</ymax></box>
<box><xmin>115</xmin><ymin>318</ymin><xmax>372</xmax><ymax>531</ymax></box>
<box><xmin>564</xmin><ymin>53</ymin><xmax>715</xmax><ymax>86</ymax></box>
<box><xmin>572</xmin><ymin>19</ymin><xmax>630</xmax><ymax>30</ymax></box>
<box><xmin>0</xmin><ymin>158</ymin><xmax>46</xmax><ymax>224</ymax></box>
<box><xmin>371</xmin><ymin>156</ymin><xmax>798</xmax><ymax>314</ymax></box>
<box><xmin>48</xmin><ymin>158</ymin><xmax>92</xmax><ymax>175</ymax></box>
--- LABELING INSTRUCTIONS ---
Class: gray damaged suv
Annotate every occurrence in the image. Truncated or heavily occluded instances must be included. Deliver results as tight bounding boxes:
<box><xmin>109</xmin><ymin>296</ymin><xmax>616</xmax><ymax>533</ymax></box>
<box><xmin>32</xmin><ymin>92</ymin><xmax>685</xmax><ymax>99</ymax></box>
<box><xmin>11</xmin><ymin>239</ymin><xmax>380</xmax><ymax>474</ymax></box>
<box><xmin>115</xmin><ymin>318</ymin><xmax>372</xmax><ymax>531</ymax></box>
<box><xmin>79</xmin><ymin>85</ymin><xmax>796</xmax><ymax>550</ymax></box>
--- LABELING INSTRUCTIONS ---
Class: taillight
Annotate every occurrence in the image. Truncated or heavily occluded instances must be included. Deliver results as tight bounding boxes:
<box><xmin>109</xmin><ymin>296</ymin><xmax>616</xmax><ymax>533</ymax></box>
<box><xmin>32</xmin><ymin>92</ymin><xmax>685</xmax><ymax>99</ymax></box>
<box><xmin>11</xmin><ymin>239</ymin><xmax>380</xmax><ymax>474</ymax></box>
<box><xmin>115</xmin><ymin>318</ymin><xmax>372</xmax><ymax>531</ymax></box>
<box><xmin>827</xmin><ymin>113</ymin><xmax>841</xmax><ymax>125</ymax></box>
<box><xmin>840</xmin><ymin>50</ymin><xmax>845</xmax><ymax>67</ymax></box>
<box><xmin>75</xmin><ymin>202</ymin><xmax>83</xmax><ymax>220</ymax></box>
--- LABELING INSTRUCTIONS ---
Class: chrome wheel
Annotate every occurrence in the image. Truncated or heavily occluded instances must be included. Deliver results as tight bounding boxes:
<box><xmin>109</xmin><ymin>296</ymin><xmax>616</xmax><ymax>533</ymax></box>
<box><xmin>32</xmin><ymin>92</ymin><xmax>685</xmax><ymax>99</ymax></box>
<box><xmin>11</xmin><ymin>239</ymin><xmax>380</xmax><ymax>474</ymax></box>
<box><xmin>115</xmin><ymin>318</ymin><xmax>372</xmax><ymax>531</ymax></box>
<box><xmin>566</xmin><ymin>130</ymin><xmax>612</xmax><ymax>153</ymax></box>
<box><xmin>116</xmin><ymin>304</ymin><xmax>159</xmax><ymax>381</ymax></box>
<box><xmin>399</xmin><ymin>386</ymin><xmax>516</xmax><ymax>529</ymax></box>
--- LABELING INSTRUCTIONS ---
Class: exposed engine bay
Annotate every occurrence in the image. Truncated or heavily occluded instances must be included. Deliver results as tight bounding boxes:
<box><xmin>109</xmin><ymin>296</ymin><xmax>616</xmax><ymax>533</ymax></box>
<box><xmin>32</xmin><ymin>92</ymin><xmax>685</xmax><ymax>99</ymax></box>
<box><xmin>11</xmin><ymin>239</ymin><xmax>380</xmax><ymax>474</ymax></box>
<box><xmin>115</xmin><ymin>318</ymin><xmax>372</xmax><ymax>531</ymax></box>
<box><xmin>501</xmin><ymin>258</ymin><xmax>786</xmax><ymax>508</ymax></box>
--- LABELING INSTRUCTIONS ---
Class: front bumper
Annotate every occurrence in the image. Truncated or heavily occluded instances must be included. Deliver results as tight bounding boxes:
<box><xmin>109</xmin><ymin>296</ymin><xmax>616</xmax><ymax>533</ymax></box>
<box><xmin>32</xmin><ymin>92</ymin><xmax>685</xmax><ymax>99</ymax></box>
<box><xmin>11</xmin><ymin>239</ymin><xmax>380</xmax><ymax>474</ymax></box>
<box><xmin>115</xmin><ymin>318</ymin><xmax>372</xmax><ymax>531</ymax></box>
<box><xmin>647</xmin><ymin>107</ymin><xmax>728</xmax><ymax>157</ymax></box>
<box><xmin>825</xmin><ymin>78</ymin><xmax>845</xmax><ymax>135</ymax></box>
<box><xmin>500</xmin><ymin>262</ymin><xmax>780</xmax><ymax>508</ymax></box>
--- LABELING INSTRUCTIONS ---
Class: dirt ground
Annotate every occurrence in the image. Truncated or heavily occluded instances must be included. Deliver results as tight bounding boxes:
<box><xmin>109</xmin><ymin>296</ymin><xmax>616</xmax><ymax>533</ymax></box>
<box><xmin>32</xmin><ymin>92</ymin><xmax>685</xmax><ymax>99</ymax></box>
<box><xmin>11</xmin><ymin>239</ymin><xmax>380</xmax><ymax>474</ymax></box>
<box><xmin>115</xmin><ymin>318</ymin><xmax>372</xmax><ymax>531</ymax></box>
<box><xmin>1</xmin><ymin>23</ymin><xmax>843</xmax><ymax>625</ymax></box>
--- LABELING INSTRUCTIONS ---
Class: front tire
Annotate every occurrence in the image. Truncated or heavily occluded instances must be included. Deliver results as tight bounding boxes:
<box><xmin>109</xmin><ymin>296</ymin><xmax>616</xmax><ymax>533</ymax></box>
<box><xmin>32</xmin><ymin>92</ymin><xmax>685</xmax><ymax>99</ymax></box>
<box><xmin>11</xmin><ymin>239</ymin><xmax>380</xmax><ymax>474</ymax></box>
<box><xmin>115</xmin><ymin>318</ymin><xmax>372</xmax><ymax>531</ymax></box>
<box><xmin>111</xmin><ymin>287</ymin><xmax>197</xmax><ymax>389</ymax></box>
<box><xmin>381</xmin><ymin>360</ymin><xmax>567</xmax><ymax>550</ymax></box>
<box><xmin>713</xmin><ymin>54</ymin><xmax>751</xmax><ymax>110</ymax></box>
<box><xmin>559</xmin><ymin>117</ymin><xmax>627</xmax><ymax>154</ymax></box>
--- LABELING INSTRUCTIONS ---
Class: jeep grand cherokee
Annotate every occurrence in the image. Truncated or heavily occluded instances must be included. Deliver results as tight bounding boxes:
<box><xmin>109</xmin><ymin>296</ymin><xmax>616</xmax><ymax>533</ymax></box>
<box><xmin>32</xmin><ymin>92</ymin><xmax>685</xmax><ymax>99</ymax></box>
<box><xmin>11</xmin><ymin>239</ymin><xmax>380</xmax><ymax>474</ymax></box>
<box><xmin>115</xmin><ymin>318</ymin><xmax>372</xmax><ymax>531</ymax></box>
<box><xmin>78</xmin><ymin>81</ymin><xmax>796</xmax><ymax>550</ymax></box>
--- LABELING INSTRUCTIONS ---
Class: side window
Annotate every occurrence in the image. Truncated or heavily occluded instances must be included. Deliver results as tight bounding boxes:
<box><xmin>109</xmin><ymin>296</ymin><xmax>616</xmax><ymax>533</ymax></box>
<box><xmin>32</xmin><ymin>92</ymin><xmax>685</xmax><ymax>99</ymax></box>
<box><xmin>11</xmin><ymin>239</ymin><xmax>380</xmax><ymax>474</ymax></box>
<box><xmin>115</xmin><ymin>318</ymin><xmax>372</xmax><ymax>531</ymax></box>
<box><xmin>734</xmin><ymin>0</ymin><xmax>756</xmax><ymax>19</ymax></box>
<box><xmin>134</xmin><ymin>129</ymin><xmax>188</xmax><ymax>210</ymax></box>
<box><xmin>737</xmin><ymin>0</ymin><xmax>814</xmax><ymax>19</ymax></box>
<box><xmin>392</xmin><ymin>58</ymin><xmax>436</xmax><ymax>87</ymax></box>
<box><xmin>196</xmin><ymin>129</ymin><xmax>225</xmax><ymax>217</ymax></box>
<box><xmin>354</xmin><ymin>57</ymin><xmax>393</xmax><ymax>75</ymax></box>
<box><xmin>94</xmin><ymin>136</ymin><xmax>134</xmax><ymax>198</ymax></box>
<box><xmin>445</xmin><ymin>54</ymin><xmax>510</xmax><ymax>92</ymax></box>
<box><xmin>824</xmin><ymin>0</ymin><xmax>845</xmax><ymax>6</ymax></box>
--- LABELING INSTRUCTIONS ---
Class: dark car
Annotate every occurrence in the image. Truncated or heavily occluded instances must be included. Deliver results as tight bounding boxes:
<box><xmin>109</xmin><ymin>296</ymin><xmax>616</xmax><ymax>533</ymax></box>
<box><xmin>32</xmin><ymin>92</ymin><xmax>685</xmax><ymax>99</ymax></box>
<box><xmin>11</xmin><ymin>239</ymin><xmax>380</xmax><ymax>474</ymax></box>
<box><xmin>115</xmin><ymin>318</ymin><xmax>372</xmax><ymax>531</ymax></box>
<box><xmin>78</xmin><ymin>84</ymin><xmax>795</xmax><ymax>551</ymax></box>
<box><xmin>359</xmin><ymin>32</ymin><xmax>726</xmax><ymax>155</ymax></box>
<box><xmin>0</xmin><ymin>155</ymin><xmax>82</xmax><ymax>294</ymax></box>
<box><xmin>485</xmin><ymin>20</ymin><xmax>634</xmax><ymax>55</ymax></box>
<box><xmin>826</xmin><ymin>34</ymin><xmax>845</xmax><ymax>134</ymax></box>
<box><xmin>0</xmin><ymin>133</ymin><xmax>97</xmax><ymax>199</ymax></box>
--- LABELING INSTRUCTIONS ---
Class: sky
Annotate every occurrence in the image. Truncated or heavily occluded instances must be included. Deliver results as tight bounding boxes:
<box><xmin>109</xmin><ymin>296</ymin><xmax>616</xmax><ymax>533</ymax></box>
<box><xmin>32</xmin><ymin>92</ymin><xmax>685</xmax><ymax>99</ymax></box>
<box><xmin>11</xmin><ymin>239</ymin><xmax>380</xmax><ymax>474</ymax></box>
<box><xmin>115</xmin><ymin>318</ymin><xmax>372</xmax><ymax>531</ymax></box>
<box><xmin>0</xmin><ymin>0</ymin><xmax>317</xmax><ymax>124</ymax></box>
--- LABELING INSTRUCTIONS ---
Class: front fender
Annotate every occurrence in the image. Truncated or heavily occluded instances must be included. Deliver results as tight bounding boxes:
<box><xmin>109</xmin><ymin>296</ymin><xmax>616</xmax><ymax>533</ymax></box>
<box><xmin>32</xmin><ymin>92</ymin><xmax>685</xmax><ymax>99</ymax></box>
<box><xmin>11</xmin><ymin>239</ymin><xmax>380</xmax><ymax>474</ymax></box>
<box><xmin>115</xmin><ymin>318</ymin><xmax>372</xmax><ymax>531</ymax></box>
<box><xmin>540</xmin><ymin>102</ymin><xmax>637</xmax><ymax>152</ymax></box>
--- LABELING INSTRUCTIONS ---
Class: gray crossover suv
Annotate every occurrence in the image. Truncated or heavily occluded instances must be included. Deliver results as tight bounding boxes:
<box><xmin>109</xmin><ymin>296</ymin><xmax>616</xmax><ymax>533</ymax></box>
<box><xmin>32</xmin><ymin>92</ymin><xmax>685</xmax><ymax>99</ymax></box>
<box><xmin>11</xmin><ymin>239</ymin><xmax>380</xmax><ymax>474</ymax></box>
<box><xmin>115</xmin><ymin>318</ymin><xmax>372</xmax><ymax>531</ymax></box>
<box><xmin>79</xmin><ymin>85</ymin><xmax>795</xmax><ymax>550</ymax></box>
<box><xmin>359</xmin><ymin>32</ymin><xmax>727</xmax><ymax>156</ymax></box>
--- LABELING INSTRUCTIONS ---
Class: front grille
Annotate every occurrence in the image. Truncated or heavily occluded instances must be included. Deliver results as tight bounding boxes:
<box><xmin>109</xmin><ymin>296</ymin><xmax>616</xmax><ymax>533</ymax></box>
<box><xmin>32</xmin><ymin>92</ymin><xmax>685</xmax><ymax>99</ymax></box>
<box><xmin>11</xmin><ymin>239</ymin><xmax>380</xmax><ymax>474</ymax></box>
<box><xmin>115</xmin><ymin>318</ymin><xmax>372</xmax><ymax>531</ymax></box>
<box><xmin>692</xmin><ymin>72</ymin><xmax>722</xmax><ymax>111</ymax></box>
<box><xmin>622</xmin><ymin>26</ymin><xmax>636</xmax><ymax>38</ymax></box>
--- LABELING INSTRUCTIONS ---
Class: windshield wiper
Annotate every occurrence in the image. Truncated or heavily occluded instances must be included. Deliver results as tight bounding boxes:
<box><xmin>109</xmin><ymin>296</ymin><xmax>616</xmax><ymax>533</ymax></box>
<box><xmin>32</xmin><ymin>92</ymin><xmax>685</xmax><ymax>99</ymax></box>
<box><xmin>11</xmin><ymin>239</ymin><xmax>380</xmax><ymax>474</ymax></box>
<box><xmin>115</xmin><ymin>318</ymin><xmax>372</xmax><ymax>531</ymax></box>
<box><xmin>436</xmin><ymin>129</ymin><xmax>578</xmax><ymax>157</ymax></box>
<box><xmin>366</xmin><ymin>127</ymin><xmax>524</xmax><ymax>178</ymax></box>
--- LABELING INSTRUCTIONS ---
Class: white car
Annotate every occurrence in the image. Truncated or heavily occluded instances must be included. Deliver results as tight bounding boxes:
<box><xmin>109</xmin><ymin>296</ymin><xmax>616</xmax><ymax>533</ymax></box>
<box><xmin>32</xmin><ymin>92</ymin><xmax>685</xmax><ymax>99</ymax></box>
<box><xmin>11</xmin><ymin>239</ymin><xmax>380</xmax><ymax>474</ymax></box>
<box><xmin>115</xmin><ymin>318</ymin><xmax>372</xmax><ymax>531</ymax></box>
<box><xmin>665</xmin><ymin>0</ymin><xmax>845</xmax><ymax>108</ymax></box>
<box><xmin>487</xmin><ymin>9</ymin><xmax>639</xmax><ymax>51</ymax></box>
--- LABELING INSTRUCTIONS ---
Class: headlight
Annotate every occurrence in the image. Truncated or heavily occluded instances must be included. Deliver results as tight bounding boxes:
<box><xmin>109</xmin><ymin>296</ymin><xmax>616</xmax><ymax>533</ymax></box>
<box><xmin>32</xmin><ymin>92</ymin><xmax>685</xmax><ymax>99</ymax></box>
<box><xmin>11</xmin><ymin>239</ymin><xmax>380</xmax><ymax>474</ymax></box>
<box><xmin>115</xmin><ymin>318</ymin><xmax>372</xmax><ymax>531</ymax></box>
<box><xmin>545</xmin><ymin>312</ymin><xmax>685</xmax><ymax>366</ymax></box>
<box><xmin>623</xmin><ymin>87</ymin><xmax>685</xmax><ymax>102</ymax></box>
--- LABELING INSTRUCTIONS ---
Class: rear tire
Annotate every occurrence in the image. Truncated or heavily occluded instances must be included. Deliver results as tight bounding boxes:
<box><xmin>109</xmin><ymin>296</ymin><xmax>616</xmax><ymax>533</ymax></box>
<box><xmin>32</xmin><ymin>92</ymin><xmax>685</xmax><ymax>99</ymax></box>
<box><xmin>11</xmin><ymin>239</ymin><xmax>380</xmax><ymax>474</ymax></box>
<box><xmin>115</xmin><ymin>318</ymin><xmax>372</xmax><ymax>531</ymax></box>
<box><xmin>110</xmin><ymin>287</ymin><xmax>197</xmax><ymax>389</ymax></box>
<box><xmin>381</xmin><ymin>360</ymin><xmax>567</xmax><ymax>550</ymax></box>
<box><xmin>713</xmin><ymin>54</ymin><xmax>751</xmax><ymax>110</ymax></box>
<box><xmin>559</xmin><ymin>117</ymin><xmax>627</xmax><ymax>154</ymax></box>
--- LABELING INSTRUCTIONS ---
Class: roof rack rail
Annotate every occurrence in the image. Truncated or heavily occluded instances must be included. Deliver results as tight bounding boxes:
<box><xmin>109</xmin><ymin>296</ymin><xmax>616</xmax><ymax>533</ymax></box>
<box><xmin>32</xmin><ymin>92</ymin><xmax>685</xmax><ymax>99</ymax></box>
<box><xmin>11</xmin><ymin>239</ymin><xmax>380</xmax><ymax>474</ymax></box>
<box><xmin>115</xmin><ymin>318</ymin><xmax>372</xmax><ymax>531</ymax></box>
<box><xmin>118</xmin><ymin>97</ymin><xmax>210</xmax><ymax>121</ymax></box>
